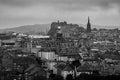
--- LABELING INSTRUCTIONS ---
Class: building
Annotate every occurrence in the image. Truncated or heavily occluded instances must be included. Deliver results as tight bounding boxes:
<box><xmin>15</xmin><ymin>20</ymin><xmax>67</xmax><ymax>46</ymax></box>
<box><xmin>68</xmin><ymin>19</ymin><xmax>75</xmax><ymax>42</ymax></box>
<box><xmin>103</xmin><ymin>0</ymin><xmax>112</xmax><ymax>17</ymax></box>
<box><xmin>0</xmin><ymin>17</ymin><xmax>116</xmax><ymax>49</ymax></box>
<box><xmin>1</xmin><ymin>40</ymin><xmax>16</xmax><ymax>47</ymax></box>
<box><xmin>37</xmin><ymin>52</ymin><xmax>55</xmax><ymax>61</ymax></box>
<box><xmin>86</xmin><ymin>17</ymin><xmax>91</xmax><ymax>33</ymax></box>
<box><xmin>48</xmin><ymin>21</ymin><xmax>80</xmax><ymax>38</ymax></box>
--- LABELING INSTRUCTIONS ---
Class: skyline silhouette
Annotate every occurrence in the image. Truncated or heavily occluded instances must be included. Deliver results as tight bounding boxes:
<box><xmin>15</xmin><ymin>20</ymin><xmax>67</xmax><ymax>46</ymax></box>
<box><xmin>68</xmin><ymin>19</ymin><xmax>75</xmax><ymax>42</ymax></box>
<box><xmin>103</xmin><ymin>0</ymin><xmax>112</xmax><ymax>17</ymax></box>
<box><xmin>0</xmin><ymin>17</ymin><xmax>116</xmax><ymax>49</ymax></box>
<box><xmin>0</xmin><ymin>0</ymin><xmax>120</xmax><ymax>29</ymax></box>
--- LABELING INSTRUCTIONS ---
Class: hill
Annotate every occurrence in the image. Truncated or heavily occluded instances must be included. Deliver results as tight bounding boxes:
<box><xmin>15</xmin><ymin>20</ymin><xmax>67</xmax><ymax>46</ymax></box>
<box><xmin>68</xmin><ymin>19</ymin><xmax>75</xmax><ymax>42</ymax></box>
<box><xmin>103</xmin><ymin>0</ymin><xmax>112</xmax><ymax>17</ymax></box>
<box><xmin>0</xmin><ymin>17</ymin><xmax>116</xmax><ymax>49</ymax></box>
<box><xmin>0</xmin><ymin>23</ymin><xmax>119</xmax><ymax>34</ymax></box>
<box><xmin>0</xmin><ymin>24</ymin><xmax>51</xmax><ymax>34</ymax></box>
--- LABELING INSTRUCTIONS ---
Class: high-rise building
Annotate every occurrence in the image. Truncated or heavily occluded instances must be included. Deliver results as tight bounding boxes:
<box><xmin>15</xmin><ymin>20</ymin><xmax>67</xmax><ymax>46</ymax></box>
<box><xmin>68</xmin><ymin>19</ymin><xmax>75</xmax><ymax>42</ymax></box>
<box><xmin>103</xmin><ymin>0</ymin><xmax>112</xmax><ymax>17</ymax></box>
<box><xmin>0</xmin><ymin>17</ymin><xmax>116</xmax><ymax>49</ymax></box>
<box><xmin>86</xmin><ymin>17</ymin><xmax>91</xmax><ymax>33</ymax></box>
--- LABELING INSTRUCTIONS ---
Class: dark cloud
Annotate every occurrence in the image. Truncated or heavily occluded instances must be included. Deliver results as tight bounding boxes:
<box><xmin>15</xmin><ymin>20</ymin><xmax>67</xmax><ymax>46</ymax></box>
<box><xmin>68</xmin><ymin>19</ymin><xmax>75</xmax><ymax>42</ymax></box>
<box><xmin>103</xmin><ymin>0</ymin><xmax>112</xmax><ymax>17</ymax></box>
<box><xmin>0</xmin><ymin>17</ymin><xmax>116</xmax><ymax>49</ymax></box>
<box><xmin>55</xmin><ymin>0</ymin><xmax>120</xmax><ymax>11</ymax></box>
<box><xmin>0</xmin><ymin>0</ymin><xmax>37</xmax><ymax>7</ymax></box>
<box><xmin>0</xmin><ymin>0</ymin><xmax>120</xmax><ymax>29</ymax></box>
<box><xmin>0</xmin><ymin>0</ymin><xmax>120</xmax><ymax>10</ymax></box>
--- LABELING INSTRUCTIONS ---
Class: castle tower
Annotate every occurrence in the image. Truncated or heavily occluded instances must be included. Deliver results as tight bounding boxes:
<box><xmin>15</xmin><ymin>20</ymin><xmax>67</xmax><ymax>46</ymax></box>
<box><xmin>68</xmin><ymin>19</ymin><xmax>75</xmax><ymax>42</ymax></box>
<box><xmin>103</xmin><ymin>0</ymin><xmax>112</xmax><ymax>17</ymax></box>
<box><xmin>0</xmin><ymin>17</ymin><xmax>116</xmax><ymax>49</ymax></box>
<box><xmin>86</xmin><ymin>17</ymin><xmax>91</xmax><ymax>33</ymax></box>
<box><xmin>56</xmin><ymin>26</ymin><xmax>63</xmax><ymax>40</ymax></box>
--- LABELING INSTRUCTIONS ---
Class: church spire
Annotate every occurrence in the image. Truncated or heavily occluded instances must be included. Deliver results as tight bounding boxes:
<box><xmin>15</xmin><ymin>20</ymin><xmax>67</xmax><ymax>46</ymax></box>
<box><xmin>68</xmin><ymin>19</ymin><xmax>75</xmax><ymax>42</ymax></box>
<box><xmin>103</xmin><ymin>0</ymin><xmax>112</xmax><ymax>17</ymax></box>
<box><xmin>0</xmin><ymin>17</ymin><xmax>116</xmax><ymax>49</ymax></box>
<box><xmin>88</xmin><ymin>16</ymin><xmax>90</xmax><ymax>24</ymax></box>
<box><xmin>86</xmin><ymin>16</ymin><xmax>91</xmax><ymax>33</ymax></box>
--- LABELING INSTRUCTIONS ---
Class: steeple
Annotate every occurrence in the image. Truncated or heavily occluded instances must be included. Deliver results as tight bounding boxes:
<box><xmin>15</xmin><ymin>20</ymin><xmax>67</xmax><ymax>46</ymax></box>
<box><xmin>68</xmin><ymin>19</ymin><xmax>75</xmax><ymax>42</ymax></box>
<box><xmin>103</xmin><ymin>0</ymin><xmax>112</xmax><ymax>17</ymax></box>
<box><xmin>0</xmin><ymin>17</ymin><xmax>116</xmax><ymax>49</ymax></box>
<box><xmin>86</xmin><ymin>16</ymin><xmax>91</xmax><ymax>33</ymax></box>
<box><xmin>88</xmin><ymin>17</ymin><xmax>90</xmax><ymax>24</ymax></box>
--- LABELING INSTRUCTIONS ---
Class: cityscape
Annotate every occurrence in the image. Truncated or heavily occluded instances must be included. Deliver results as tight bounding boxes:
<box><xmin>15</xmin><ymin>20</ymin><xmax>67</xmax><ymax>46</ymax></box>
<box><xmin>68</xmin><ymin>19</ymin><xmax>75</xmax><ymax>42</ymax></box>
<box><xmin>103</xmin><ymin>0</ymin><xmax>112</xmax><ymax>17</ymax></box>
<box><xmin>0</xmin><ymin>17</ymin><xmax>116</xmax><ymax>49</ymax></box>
<box><xmin>1</xmin><ymin>0</ymin><xmax>120</xmax><ymax>80</ymax></box>
<box><xmin>0</xmin><ymin>18</ymin><xmax>120</xmax><ymax>80</ymax></box>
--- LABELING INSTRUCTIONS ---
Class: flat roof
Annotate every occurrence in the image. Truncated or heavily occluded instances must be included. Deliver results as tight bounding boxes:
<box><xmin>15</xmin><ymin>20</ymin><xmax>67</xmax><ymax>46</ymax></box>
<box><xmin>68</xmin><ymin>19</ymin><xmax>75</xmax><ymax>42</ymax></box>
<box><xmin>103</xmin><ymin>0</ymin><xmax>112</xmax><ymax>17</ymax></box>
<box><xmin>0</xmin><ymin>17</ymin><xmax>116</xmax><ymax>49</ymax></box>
<box><xmin>28</xmin><ymin>35</ymin><xmax>50</xmax><ymax>38</ymax></box>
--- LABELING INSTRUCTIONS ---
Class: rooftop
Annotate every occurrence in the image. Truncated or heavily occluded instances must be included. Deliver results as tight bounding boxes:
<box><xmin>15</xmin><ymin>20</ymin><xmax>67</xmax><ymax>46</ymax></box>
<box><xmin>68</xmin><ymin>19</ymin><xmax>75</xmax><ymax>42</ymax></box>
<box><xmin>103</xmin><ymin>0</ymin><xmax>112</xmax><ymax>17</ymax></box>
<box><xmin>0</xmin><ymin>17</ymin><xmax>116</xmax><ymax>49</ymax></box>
<box><xmin>28</xmin><ymin>35</ymin><xmax>50</xmax><ymax>38</ymax></box>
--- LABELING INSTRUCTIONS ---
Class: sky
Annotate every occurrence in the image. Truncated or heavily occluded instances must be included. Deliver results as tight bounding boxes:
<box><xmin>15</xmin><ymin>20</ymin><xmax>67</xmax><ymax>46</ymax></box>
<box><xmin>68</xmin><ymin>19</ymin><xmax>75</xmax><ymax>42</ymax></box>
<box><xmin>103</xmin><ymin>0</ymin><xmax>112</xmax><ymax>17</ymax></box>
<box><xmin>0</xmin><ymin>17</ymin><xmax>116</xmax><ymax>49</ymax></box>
<box><xmin>0</xmin><ymin>0</ymin><xmax>120</xmax><ymax>29</ymax></box>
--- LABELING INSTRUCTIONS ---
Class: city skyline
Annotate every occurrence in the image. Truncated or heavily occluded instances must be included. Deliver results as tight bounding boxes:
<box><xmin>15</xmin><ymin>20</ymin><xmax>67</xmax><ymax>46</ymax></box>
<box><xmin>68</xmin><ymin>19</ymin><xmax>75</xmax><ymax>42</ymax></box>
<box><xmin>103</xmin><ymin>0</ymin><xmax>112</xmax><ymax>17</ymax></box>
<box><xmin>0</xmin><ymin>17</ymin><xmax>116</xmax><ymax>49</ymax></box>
<box><xmin>0</xmin><ymin>0</ymin><xmax>120</xmax><ymax>29</ymax></box>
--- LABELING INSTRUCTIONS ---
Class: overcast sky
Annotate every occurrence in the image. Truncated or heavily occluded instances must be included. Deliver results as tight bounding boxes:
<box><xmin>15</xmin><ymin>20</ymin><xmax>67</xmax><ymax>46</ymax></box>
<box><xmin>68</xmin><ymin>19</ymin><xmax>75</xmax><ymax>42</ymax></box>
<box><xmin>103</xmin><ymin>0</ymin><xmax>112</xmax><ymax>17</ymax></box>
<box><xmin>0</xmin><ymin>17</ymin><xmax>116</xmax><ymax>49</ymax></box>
<box><xmin>0</xmin><ymin>0</ymin><xmax>120</xmax><ymax>29</ymax></box>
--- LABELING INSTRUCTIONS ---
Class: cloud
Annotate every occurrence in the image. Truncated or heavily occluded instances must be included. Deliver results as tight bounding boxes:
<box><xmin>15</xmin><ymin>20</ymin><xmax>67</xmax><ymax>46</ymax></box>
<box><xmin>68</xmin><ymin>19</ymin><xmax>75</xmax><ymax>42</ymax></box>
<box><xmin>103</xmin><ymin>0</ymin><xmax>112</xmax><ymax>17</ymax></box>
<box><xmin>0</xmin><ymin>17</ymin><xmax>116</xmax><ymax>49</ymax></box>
<box><xmin>0</xmin><ymin>0</ymin><xmax>120</xmax><ymax>10</ymax></box>
<box><xmin>0</xmin><ymin>0</ymin><xmax>120</xmax><ymax>29</ymax></box>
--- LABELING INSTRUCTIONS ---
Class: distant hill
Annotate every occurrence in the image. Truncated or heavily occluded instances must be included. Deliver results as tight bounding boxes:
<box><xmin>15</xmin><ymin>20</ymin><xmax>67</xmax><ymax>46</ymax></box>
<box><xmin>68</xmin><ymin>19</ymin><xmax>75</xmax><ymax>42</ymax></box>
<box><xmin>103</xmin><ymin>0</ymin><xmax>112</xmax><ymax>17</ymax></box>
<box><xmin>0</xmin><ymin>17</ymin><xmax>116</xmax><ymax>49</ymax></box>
<box><xmin>0</xmin><ymin>24</ymin><xmax>51</xmax><ymax>34</ymax></box>
<box><xmin>0</xmin><ymin>23</ymin><xmax>119</xmax><ymax>34</ymax></box>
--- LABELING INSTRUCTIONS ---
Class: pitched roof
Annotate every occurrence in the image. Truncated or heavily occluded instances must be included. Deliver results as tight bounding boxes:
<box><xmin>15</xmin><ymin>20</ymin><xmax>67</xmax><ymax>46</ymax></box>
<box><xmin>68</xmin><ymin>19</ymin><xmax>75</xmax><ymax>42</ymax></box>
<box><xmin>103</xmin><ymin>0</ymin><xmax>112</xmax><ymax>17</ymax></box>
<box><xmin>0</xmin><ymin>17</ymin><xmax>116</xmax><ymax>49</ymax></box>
<box><xmin>103</xmin><ymin>53</ymin><xmax>120</xmax><ymax>60</ymax></box>
<box><xmin>54</xmin><ymin>63</ymin><xmax>74</xmax><ymax>71</ymax></box>
<box><xmin>63</xmin><ymin>65</ymin><xmax>74</xmax><ymax>71</ymax></box>
<box><xmin>77</xmin><ymin>66</ymin><xmax>92</xmax><ymax>72</ymax></box>
<box><xmin>29</xmin><ymin>67</ymin><xmax>46</xmax><ymax>76</ymax></box>
<box><xmin>25</xmin><ymin>64</ymin><xmax>36</xmax><ymax>72</ymax></box>
<box><xmin>54</xmin><ymin>63</ymin><xmax>66</xmax><ymax>70</ymax></box>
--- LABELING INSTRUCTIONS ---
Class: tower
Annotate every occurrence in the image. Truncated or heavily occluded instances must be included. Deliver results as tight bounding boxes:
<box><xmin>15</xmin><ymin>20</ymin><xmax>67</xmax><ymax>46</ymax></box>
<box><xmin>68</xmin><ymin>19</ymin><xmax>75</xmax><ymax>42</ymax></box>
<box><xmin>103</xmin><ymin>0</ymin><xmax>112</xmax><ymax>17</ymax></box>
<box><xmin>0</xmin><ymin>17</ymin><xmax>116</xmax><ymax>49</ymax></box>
<box><xmin>56</xmin><ymin>26</ymin><xmax>63</xmax><ymax>40</ymax></box>
<box><xmin>86</xmin><ymin>17</ymin><xmax>91</xmax><ymax>33</ymax></box>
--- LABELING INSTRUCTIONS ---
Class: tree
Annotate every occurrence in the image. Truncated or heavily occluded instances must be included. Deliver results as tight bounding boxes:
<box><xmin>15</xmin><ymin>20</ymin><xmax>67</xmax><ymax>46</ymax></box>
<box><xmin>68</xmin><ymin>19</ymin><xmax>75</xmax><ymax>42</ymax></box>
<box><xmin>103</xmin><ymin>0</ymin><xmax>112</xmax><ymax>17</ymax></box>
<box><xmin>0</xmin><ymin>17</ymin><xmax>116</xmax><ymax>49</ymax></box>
<box><xmin>53</xmin><ymin>75</ymin><xmax>64</xmax><ymax>80</ymax></box>
<box><xmin>66</xmin><ymin>74</ymin><xmax>74</xmax><ymax>80</ymax></box>
<box><xmin>71</xmin><ymin>59</ymin><xmax>81</xmax><ymax>68</ymax></box>
<box><xmin>71</xmin><ymin>59</ymin><xmax>81</xmax><ymax>78</ymax></box>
